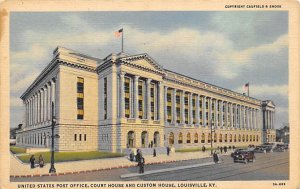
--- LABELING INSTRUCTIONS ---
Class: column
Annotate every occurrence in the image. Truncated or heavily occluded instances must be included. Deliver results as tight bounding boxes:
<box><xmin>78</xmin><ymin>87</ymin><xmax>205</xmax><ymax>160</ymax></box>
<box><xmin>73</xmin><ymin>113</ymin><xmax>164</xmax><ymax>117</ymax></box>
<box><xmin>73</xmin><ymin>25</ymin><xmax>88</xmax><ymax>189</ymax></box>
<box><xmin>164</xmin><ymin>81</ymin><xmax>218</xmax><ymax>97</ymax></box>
<box><xmin>203</xmin><ymin>96</ymin><xmax>206</xmax><ymax>126</ymax></box>
<box><xmin>146</xmin><ymin>78</ymin><xmax>152</xmax><ymax>120</ymax></box>
<box><xmin>234</xmin><ymin>104</ymin><xmax>238</xmax><ymax>128</ymax></box>
<box><xmin>134</xmin><ymin>75</ymin><xmax>139</xmax><ymax>119</ymax></box>
<box><xmin>47</xmin><ymin>83</ymin><xmax>51</xmax><ymax>121</ymax></box>
<box><xmin>209</xmin><ymin>98</ymin><xmax>212</xmax><ymax>126</ymax></box>
<box><xmin>51</xmin><ymin>79</ymin><xmax>56</xmax><ymax>117</ymax></box>
<box><xmin>30</xmin><ymin>98</ymin><xmax>33</xmax><ymax>126</ymax></box>
<box><xmin>25</xmin><ymin>101</ymin><xmax>28</xmax><ymax>128</ymax></box>
<box><xmin>215</xmin><ymin>99</ymin><xmax>218</xmax><ymax>127</ymax></box>
<box><xmin>164</xmin><ymin>86</ymin><xmax>168</xmax><ymax>123</ymax></box>
<box><xmin>157</xmin><ymin>82</ymin><xmax>162</xmax><ymax>120</ymax></box>
<box><xmin>43</xmin><ymin>87</ymin><xmax>47</xmax><ymax>123</ymax></box>
<box><xmin>172</xmin><ymin>88</ymin><xmax>177</xmax><ymax>124</ymax></box>
<box><xmin>195</xmin><ymin>94</ymin><xmax>200</xmax><ymax>126</ymax></box>
<box><xmin>224</xmin><ymin>102</ymin><xmax>228</xmax><ymax>127</ymax></box>
<box><xmin>119</xmin><ymin>72</ymin><xmax>125</xmax><ymax>118</ymax></box>
<box><xmin>40</xmin><ymin>89</ymin><xmax>44</xmax><ymax>123</ymax></box>
<box><xmin>181</xmin><ymin>91</ymin><xmax>185</xmax><ymax>124</ymax></box>
<box><xmin>230</xmin><ymin>103</ymin><xmax>233</xmax><ymax>128</ymax></box>
<box><xmin>220</xmin><ymin>100</ymin><xmax>223</xmax><ymax>127</ymax></box>
<box><xmin>34</xmin><ymin>94</ymin><xmax>37</xmax><ymax>125</ymax></box>
<box><xmin>189</xmin><ymin>93</ymin><xmax>193</xmax><ymax>125</ymax></box>
<box><xmin>37</xmin><ymin>91</ymin><xmax>41</xmax><ymax>124</ymax></box>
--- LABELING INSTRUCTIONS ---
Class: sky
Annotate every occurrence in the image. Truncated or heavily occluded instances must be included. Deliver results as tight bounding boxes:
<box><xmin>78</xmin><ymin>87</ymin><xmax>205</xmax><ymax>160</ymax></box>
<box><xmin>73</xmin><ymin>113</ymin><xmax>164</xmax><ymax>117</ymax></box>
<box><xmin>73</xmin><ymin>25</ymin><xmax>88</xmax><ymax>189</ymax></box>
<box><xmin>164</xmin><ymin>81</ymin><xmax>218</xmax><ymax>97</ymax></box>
<box><xmin>10</xmin><ymin>11</ymin><xmax>288</xmax><ymax>129</ymax></box>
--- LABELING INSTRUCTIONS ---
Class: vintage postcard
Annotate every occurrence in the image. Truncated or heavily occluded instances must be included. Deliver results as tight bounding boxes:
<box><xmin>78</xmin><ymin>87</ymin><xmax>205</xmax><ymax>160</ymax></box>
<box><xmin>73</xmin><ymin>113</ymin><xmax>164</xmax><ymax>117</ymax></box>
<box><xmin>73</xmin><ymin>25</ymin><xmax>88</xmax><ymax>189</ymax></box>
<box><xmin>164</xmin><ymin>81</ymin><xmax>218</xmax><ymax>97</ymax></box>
<box><xmin>0</xmin><ymin>0</ymin><xmax>299</xmax><ymax>189</ymax></box>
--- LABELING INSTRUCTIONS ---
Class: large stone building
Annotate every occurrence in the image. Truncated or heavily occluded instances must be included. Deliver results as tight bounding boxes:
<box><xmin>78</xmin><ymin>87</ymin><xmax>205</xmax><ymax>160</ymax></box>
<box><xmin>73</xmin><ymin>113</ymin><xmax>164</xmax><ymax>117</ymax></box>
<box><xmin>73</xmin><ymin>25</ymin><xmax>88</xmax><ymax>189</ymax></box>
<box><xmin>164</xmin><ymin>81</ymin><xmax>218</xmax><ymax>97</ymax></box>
<box><xmin>16</xmin><ymin>46</ymin><xmax>276</xmax><ymax>152</ymax></box>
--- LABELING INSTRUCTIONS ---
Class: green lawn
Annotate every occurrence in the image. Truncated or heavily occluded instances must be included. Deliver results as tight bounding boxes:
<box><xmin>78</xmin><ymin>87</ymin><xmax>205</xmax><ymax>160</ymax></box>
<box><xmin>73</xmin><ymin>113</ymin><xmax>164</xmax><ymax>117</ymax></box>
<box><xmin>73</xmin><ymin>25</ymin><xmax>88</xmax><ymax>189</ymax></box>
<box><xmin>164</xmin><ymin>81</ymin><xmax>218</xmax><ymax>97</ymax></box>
<box><xmin>10</xmin><ymin>146</ymin><xmax>27</xmax><ymax>154</ymax></box>
<box><xmin>17</xmin><ymin>151</ymin><xmax>125</xmax><ymax>163</ymax></box>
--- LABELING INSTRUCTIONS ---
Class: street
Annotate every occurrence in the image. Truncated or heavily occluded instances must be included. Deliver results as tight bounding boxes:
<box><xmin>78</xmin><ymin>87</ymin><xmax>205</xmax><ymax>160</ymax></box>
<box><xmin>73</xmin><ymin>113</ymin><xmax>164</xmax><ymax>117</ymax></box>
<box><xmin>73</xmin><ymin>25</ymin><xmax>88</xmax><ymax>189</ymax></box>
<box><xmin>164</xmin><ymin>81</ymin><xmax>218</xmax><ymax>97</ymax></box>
<box><xmin>11</xmin><ymin>151</ymin><xmax>289</xmax><ymax>181</ymax></box>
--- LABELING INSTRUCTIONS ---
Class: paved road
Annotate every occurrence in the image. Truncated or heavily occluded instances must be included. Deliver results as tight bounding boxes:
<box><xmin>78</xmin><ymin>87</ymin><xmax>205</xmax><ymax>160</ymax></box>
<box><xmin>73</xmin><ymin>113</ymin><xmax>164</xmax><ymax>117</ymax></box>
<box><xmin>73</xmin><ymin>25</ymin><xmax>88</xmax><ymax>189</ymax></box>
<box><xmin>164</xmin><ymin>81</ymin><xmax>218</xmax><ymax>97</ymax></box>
<box><xmin>11</xmin><ymin>151</ymin><xmax>288</xmax><ymax>182</ymax></box>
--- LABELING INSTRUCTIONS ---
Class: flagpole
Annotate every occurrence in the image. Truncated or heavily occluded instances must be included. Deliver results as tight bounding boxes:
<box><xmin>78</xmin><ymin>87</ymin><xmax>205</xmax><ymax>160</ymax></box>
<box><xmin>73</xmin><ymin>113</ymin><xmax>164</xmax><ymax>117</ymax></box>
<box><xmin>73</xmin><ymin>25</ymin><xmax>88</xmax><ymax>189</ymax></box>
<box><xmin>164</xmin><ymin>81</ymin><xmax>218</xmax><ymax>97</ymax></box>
<box><xmin>122</xmin><ymin>28</ymin><xmax>124</xmax><ymax>53</ymax></box>
<box><xmin>248</xmin><ymin>83</ymin><xmax>250</xmax><ymax>97</ymax></box>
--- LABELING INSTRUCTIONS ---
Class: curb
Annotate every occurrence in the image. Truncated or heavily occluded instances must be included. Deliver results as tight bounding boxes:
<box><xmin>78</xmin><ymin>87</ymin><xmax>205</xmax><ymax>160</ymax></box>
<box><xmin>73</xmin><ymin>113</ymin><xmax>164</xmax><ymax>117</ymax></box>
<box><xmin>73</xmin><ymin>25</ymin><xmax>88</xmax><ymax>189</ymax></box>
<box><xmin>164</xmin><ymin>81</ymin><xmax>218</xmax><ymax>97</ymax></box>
<box><xmin>10</xmin><ymin>155</ymin><xmax>213</xmax><ymax>178</ymax></box>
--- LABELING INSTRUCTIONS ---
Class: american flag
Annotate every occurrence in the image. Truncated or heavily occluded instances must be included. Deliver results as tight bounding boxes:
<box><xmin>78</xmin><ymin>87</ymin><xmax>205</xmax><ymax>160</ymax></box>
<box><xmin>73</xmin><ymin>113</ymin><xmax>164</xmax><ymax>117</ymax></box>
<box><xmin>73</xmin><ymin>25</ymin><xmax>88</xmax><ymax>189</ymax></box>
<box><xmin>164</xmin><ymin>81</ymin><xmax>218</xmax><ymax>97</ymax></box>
<box><xmin>115</xmin><ymin>28</ymin><xmax>123</xmax><ymax>38</ymax></box>
<box><xmin>244</xmin><ymin>82</ymin><xmax>249</xmax><ymax>91</ymax></box>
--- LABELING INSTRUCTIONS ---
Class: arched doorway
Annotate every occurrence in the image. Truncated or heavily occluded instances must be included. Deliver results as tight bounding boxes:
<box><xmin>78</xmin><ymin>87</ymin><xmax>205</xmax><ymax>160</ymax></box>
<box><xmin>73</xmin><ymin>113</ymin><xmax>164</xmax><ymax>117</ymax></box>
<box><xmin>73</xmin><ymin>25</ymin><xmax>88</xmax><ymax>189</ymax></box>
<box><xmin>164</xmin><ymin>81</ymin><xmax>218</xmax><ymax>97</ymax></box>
<box><xmin>153</xmin><ymin>131</ymin><xmax>160</xmax><ymax>147</ymax></box>
<box><xmin>169</xmin><ymin>132</ymin><xmax>174</xmax><ymax>146</ymax></box>
<box><xmin>141</xmin><ymin>131</ymin><xmax>148</xmax><ymax>148</ymax></box>
<box><xmin>127</xmin><ymin>131</ymin><xmax>135</xmax><ymax>148</ymax></box>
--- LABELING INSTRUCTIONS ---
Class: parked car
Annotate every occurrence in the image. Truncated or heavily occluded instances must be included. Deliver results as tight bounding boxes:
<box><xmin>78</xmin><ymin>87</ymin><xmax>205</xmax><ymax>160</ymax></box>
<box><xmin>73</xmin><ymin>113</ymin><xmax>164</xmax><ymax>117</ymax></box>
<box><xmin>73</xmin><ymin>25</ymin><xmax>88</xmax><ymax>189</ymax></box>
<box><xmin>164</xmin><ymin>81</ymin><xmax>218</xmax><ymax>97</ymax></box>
<box><xmin>233</xmin><ymin>150</ymin><xmax>255</xmax><ymax>164</ymax></box>
<box><xmin>231</xmin><ymin>148</ymin><xmax>246</xmax><ymax>158</ymax></box>
<box><xmin>273</xmin><ymin>144</ymin><xmax>286</xmax><ymax>152</ymax></box>
<box><xmin>254</xmin><ymin>145</ymin><xmax>272</xmax><ymax>153</ymax></box>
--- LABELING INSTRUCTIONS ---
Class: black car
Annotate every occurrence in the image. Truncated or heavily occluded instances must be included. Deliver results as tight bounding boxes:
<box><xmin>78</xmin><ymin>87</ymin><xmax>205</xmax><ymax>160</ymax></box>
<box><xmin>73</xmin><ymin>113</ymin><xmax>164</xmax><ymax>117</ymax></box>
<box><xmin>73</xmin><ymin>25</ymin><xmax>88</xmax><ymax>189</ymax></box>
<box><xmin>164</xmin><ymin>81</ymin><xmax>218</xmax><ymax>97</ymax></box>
<box><xmin>233</xmin><ymin>150</ymin><xmax>255</xmax><ymax>164</ymax></box>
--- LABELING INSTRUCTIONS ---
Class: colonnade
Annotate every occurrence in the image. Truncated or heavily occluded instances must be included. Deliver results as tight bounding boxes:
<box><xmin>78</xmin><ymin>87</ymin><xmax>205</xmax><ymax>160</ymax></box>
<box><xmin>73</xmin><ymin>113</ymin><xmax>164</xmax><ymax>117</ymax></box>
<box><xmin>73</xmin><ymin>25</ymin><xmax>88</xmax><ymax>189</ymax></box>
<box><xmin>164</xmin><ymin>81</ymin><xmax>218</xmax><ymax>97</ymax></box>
<box><xmin>23</xmin><ymin>78</ymin><xmax>56</xmax><ymax>128</ymax></box>
<box><xmin>264</xmin><ymin>110</ymin><xmax>275</xmax><ymax>129</ymax></box>
<box><xmin>119</xmin><ymin>72</ymin><xmax>163</xmax><ymax>120</ymax></box>
<box><xmin>163</xmin><ymin>87</ymin><xmax>259</xmax><ymax>130</ymax></box>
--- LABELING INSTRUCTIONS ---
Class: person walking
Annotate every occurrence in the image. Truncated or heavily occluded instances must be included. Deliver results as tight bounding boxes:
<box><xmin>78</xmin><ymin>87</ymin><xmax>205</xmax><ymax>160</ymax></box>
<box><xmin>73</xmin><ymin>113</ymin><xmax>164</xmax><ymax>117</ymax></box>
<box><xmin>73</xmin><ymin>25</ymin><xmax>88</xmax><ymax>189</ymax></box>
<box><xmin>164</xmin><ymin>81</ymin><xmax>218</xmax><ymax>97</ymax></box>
<box><xmin>153</xmin><ymin>148</ymin><xmax>156</xmax><ymax>157</ymax></box>
<box><xmin>224</xmin><ymin>146</ymin><xmax>228</xmax><ymax>154</ymax></box>
<box><xmin>29</xmin><ymin>155</ymin><xmax>35</xmax><ymax>169</ymax></box>
<box><xmin>151</xmin><ymin>141</ymin><xmax>153</xmax><ymax>148</ymax></box>
<box><xmin>213</xmin><ymin>151</ymin><xmax>219</xmax><ymax>164</ymax></box>
<box><xmin>202</xmin><ymin>145</ymin><xmax>206</xmax><ymax>152</ymax></box>
<box><xmin>167</xmin><ymin>146</ymin><xmax>170</xmax><ymax>156</ymax></box>
<box><xmin>138</xmin><ymin>156</ymin><xmax>145</xmax><ymax>174</ymax></box>
<box><xmin>136</xmin><ymin>149</ymin><xmax>141</xmax><ymax>162</ymax></box>
<box><xmin>38</xmin><ymin>154</ymin><xmax>45</xmax><ymax>168</ymax></box>
<box><xmin>220</xmin><ymin>146</ymin><xmax>223</xmax><ymax>154</ymax></box>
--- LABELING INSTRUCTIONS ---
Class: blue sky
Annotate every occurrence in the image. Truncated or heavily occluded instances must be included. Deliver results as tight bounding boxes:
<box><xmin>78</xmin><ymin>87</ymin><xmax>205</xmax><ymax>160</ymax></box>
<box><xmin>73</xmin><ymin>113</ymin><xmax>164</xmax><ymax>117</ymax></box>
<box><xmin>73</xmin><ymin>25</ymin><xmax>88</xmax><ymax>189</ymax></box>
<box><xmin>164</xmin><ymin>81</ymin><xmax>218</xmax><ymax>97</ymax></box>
<box><xmin>10</xmin><ymin>11</ymin><xmax>288</xmax><ymax>129</ymax></box>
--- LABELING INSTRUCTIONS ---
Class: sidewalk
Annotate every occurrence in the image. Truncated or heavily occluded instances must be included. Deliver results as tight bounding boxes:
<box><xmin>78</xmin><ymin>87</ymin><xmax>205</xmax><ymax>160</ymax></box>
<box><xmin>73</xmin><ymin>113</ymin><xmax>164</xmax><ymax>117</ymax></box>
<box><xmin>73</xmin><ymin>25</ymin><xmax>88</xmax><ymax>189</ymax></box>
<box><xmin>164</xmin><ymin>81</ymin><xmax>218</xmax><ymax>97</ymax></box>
<box><xmin>10</xmin><ymin>151</ymin><xmax>223</xmax><ymax>177</ymax></box>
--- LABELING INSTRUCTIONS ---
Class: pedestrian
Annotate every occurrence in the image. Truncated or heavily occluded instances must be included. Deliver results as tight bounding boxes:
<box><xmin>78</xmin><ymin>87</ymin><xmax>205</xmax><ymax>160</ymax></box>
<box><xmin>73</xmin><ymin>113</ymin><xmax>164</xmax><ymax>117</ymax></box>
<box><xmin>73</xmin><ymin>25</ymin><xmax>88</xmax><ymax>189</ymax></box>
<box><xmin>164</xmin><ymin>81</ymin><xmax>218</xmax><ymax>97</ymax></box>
<box><xmin>29</xmin><ymin>155</ymin><xmax>35</xmax><ymax>169</ymax></box>
<box><xmin>129</xmin><ymin>151</ymin><xmax>134</xmax><ymax>161</ymax></box>
<box><xmin>167</xmin><ymin>146</ymin><xmax>170</xmax><ymax>156</ymax></box>
<box><xmin>138</xmin><ymin>156</ymin><xmax>145</xmax><ymax>174</ymax></box>
<box><xmin>224</xmin><ymin>146</ymin><xmax>227</xmax><ymax>154</ymax></box>
<box><xmin>148</xmin><ymin>143</ymin><xmax>151</xmax><ymax>148</ymax></box>
<box><xmin>220</xmin><ymin>146</ymin><xmax>223</xmax><ymax>154</ymax></box>
<box><xmin>233</xmin><ymin>145</ymin><xmax>235</xmax><ymax>150</ymax></box>
<box><xmin>217</xmin><ymin>146</ymin><xmax>220</xmax><ymax>152</ymax></box>
<box><xmin>151</xmin><ymin>141</ymin><xmax>153</xmax><ymax>148</ymax></box>
<box><xmin>38</xmin><ymin>154</ymin><xmax>44</xmax><ymax>168</ymax></box>
<box><xmin>213</xmin><ymin>151</ymin><xmax>219</xmax><ymax>164</ymax></box>
<box><xmin>136</xmin><ymin>149</ymin><xmax>141</xmax><ymax>162</ymax></box>
<box><xmin>153</xmin><ymin>148</ymin><xmax>156</xmax><ymax>157</ymax></box>
<box><xmin>202</xmin><ymin>145</ymin><xmax>206</xmax><ymax>152</ymax></box>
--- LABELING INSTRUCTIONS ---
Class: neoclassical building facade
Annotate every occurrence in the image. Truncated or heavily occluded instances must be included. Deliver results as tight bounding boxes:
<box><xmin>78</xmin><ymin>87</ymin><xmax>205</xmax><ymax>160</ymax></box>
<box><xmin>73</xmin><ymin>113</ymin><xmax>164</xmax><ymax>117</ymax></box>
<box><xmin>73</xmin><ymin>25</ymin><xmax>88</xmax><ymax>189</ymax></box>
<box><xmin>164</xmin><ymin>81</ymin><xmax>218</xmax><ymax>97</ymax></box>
<box><xmin>16</xmin><ymin>47</ymin><xmax>276</xmax><ymax>152</ymax></box>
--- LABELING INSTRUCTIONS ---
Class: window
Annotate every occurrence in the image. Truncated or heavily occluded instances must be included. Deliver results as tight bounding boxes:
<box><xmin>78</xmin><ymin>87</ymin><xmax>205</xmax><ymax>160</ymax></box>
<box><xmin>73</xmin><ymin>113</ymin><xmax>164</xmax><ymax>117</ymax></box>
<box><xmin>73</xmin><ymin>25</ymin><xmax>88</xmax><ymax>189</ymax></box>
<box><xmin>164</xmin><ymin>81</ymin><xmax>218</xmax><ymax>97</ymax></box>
<box><xmin>79</xmin><ymin>134</ymin><xmax>82</xmax><ymax>141</ymax></box>
<box><xmin>104</xmin><ymin>78</ymin><xmax>107</xmax><ymax>119</ymax></box>
<box><xmin>77</xmin><ymin>77</ymin><xmax>84</xmax><ymax>120</ymax></box>
<box><xmin>167</xmin><ymin>93</ymin><xmax>171</xmax><ymax>102</ymax></box>
<box><xmin>194</xmin><ymin>133</ymin><xmax>198</xmax><ymax>143</ymax></box>
<box><xmin>178</xmin><ymin>133</ymin><xmax>183</xmax><ymax>144</ymax></box>
<box><xmin>74</xmin><ymin>134</ymin><xmax>77</xmax><ymax>141</ymax></box>
<box><xmin>84</xmin><ymin>134</ymin><xmax>87</xmax><ymax>141</ymax></box>
<box><xmin>201</xmin><ymin>133</ymin><xmax>205</xmax><ymax>143</ymax></box>
<box><xmin>187</xmin><ymin>133</ymin><xmax>191</xmax><ymax>143</ymax></box>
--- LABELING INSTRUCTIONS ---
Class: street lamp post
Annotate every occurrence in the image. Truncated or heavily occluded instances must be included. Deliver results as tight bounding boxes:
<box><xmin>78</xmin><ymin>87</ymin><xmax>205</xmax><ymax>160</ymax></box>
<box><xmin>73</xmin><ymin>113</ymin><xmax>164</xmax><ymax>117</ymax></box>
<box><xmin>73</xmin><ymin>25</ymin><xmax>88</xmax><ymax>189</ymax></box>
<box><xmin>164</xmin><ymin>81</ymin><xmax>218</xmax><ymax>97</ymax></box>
<box><xmin>49</xmin><ymin>102</ymin><xmax>56</xmax><ymax>173</ymax></box>
<box><xmin>210</xmin><ymin>119</ymin><xmax>215</xmax><ymax>155</ymax></box>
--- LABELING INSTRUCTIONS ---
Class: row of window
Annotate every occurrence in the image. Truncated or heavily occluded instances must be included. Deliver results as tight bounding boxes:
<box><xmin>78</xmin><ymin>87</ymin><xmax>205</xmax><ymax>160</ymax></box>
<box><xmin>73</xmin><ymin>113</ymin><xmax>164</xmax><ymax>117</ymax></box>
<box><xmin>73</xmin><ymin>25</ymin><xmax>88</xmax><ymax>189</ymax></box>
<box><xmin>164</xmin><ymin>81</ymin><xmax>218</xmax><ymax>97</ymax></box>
<box><xmin>168</xmin><ymin>132</ymin><xmax>260</xmax><ymax>144</ymax></box>
<box><xmin>74</xmin><ymin>134</ymin><xmax>87</xmax><ymax>141</ymax></box>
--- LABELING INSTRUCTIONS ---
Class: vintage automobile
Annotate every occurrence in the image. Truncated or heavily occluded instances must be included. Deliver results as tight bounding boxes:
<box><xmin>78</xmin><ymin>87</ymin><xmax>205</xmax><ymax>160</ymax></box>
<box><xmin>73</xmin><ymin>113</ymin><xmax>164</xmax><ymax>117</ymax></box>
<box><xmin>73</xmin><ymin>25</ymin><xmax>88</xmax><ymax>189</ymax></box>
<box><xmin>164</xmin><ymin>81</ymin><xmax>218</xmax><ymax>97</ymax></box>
<box><xmin>273</xmin><ymin>144</ymin><xmax>287</xmax><ymax>152</ymax></box>
<box><xmin>230</xmin><ymin>148</ymin><xmax>246</xmax><ymax>158</ymax></box>
<box><xmin>233</xmin><ymin>150</ymin><xmax>255</xmax><ymax>164</ymax></box>
<box><xmin>254</xmin><ymin>145</ymin><xmax>273</xmax><ymax>153</ymax></box>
